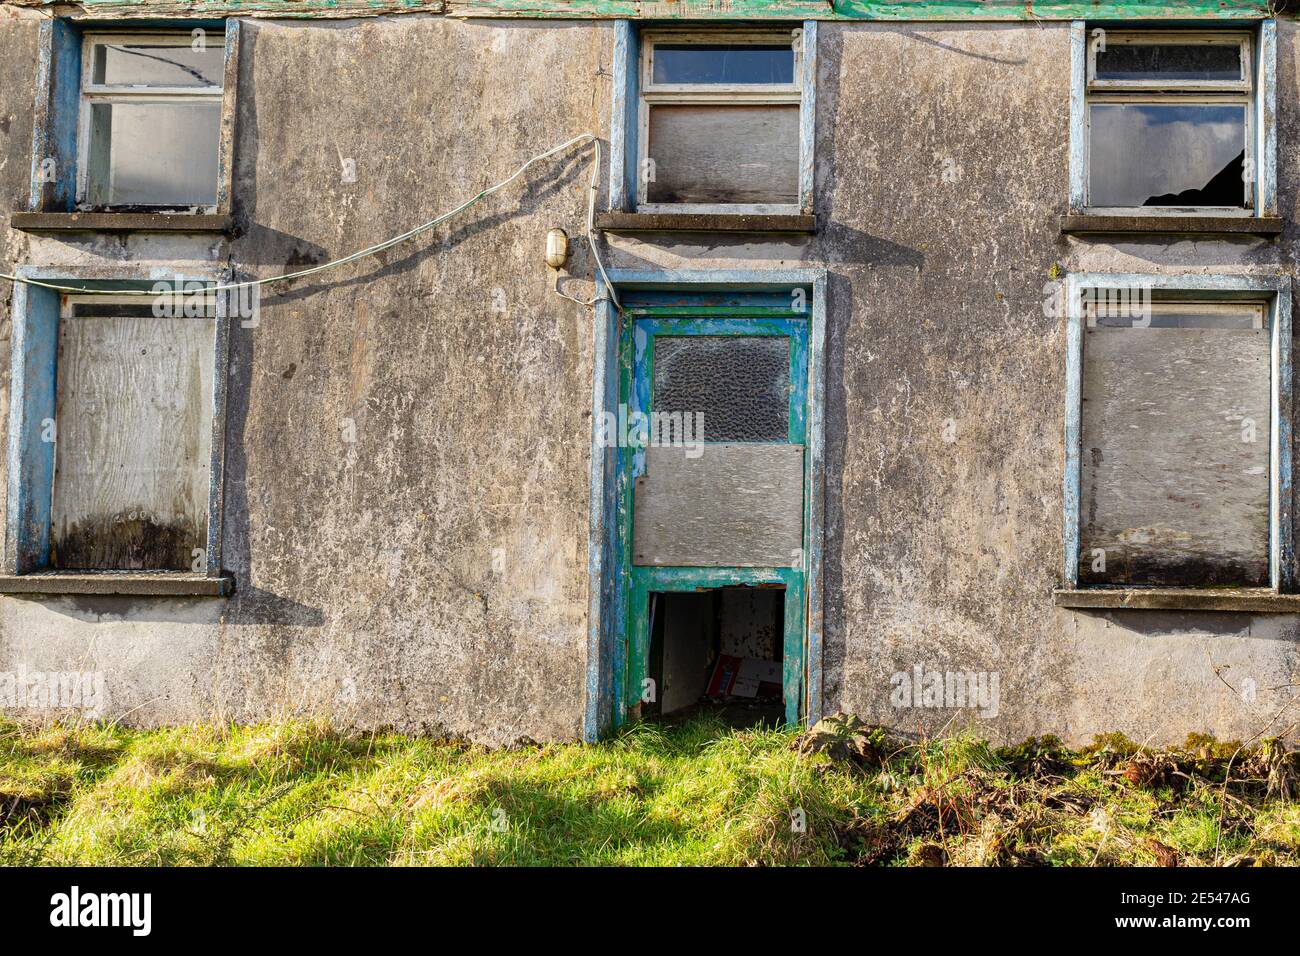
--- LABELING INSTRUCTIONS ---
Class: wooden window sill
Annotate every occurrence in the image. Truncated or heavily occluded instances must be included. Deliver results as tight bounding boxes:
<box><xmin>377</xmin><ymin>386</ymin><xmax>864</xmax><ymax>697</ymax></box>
<box><xmin>595</xmin><ymin>212</ymin><xmax>817</xmax><ymax>234</ymax></box>
<box><xmin>1059</xmin><ymin>214</ymin><xmax>1282</xmax><ymax>237</ymax></box>
<box><xmin>1055</xmin><ymin>588</ymin><xmax>1300</xmax><ymax>613</ymax></box>
<box><xmin>10</xmin><ymin>212</ymin><xmax>233</xmax><ymax>234</ymax></box>
<box><xmin>0</xmin><ymin>573</ymin><xmax>233</xmax><ymax>597</ymax></box>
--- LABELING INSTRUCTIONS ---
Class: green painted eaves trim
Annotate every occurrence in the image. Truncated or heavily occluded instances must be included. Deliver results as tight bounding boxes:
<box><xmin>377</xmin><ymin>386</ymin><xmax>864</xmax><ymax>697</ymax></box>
<box><xmin>830</xmin><ymin>0</ymin><xmax>1277</xmax><ymax>20</ymax></box>
<box><xmin>13</xmin><ymin>0</ymin><xmax>1281</xmax><ymax>19</ymax></box>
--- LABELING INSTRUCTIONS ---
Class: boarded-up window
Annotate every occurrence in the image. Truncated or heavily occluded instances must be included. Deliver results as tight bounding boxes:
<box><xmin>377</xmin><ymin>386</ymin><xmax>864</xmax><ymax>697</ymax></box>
<box><xmin>639</xmin><ymin>32</ymin><xmax>804</xmax><ymax>210</ymax></box>
<box><xmin>1079</xmin><ymin>300</ymin><xmax>1270</xmax><ymax>587</ymax></box>
<box><xmin>51</xmin><ymin>296</ymin><xmax>215</xmax><ymax>570</ymax></box>
<box><xmin>645</xmin><ymin>104</ymin><xmax>799</xmax><ymax>206</ymax></box>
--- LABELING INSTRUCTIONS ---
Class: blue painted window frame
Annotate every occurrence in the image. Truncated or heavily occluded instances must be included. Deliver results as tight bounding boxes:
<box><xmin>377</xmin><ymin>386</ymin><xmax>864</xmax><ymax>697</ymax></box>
<box><xmin>608</xmin><ymin>19</ymin><xmax>817</xmax><ymax>215</ymax></box>
<box><xmin>1067</xmin><ymin>19</ymin><xmax>1276</xmax><ymax>218</ymax></box>
<box><xmin>584</xmin><ymin>269</ymin><xmax>827</xmax><ymax>741</ymax></box>
<box><xmin>1062</xmin><ymin>273</ymin><xmax>1293</xmax><ymax>591</ymax></box>
<box><xmin>6</xmin><ymin>267</ymin><xmax>232</xmax><ymax>578</ymax></box>
<box><xmin>28</xmin><ymin>18</ymin><xmax>239</xmax><ymax>215</ymax></box>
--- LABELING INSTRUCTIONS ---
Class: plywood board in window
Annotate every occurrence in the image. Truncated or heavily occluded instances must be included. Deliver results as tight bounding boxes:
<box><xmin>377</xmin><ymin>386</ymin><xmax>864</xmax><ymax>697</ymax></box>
<box><xmin>1079</xmin><ymin>326</ymin><xmax>1270</xmax><ymax>586</ymax></box>
<box><xmin>645</xmin><ymin>104</ymin><xmax>799</xmax><ymax>205</ymax></box>
<box><xmin>634</xmin><ymin>443</ymin><xmax>803</xmax><ymax>567</ymax></box>
<box><xmin>52</xmin><ymin>315</ymin><xmax>214</xmax><ymax>570</ymax></box>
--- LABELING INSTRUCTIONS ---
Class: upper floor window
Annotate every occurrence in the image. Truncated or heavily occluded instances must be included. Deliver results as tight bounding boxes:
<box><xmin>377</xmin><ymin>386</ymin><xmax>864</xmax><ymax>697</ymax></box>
<box><xmin>1070</xmin><ymin>24</ymin><xmax>1275</xmax><ymax>220</ymax></box>
<box><xmin>25</xmin><ymin>20</ymin><xmax>237</xmax><ymax>220</ymax></box>
<box><xmin>78</xmin><ymin>33</ymin><xmax>225</xmax><ymax>211</ymax></box>
<box><xmin>606</xmin><ymin>23</ymin><xmax>816</xmax><ymax>221</ymax></box>
<box><xmin>638</xmin><ymin>32</ymin><xmax>804</xmax><ymax>213</ymax></box>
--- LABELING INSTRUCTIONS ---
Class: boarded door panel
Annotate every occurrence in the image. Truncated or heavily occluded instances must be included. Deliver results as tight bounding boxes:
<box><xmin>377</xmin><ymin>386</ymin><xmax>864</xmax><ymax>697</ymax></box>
<box><xmin>52</xmin><ymin>315</ymin><xmax>215</xmax><ymax>570</ymax></box>
<box><xmin>645</xmin><ymin>104</ymin><xmax>799</xmax><ymax>205</ymax></box>
<box><xmin>634</xmin><ymin>443</ymin><xmax>803</xmax><ymax>567</ymax></box>
<box><xmin>1079</xmin><ymin>326</ymin><xmax>1270</xmax><ymax>586</ymax></box>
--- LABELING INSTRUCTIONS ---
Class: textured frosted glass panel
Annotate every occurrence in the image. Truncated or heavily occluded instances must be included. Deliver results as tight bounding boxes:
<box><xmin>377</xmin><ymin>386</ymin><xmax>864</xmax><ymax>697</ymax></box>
<box><xmin>653</xmin><ymin>336</ymin><xmax>789</xmax><ymax>441</ymax></box>
<box><xmin>86</xmin><ymin>101</ymin><xmax>220</xmax><ymax>207</ymax></box>
<box><xmin>646</xmin><ymin>104</ymin><xmax>799</xmax><ymax>205</ymax></box>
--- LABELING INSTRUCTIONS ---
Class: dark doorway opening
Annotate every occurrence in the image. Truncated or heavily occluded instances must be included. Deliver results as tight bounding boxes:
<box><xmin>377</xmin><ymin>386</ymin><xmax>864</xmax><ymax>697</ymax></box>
<box><xmin>646</xmin><ymin>586</ymin><xmax>785</xmax><ymax>728</ymax></box>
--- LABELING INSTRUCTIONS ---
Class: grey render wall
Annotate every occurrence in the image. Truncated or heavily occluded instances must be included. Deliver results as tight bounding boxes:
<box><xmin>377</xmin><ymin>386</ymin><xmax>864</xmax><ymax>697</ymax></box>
<box><xmin>0</xmin><ymin>13</ymin><xmax>1297</xmax><ymax>745</ymax></box>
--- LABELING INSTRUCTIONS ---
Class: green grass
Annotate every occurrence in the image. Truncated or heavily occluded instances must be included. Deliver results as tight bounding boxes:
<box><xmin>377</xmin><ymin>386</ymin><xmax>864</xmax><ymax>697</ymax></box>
<box><xmin>1</xmin><ymin>715</ymin><xmax>1296</xmax><ymax>866</ymax></box>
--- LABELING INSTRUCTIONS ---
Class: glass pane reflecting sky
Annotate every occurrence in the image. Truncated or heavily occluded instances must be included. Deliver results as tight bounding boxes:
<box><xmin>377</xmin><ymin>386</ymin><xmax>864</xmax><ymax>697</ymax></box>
<box><xmin>93</xmin><ymin>43</ymin><xmax>224</xmax><ymax>87</ymax></box>
<box><xmin>1089</xmin><ymin>103</ymin><xmax>1246</xmax><ymax>207</ymax></box>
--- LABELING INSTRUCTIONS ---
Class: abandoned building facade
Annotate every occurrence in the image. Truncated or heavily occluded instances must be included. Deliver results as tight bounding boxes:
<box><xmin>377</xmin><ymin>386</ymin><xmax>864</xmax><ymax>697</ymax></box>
<box><xmin>0</xmin><ymin>0</ymin><xmax>1297</xmax><ymax>746</ymax></box>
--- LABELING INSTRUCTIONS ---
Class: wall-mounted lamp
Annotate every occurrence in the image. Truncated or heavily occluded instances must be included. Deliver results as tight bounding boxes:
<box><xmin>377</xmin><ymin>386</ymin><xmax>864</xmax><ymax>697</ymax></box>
<box><xmin>545</xmin><ymin>228</ymin><xmax>569</xmax><ymax>269</ymax></box>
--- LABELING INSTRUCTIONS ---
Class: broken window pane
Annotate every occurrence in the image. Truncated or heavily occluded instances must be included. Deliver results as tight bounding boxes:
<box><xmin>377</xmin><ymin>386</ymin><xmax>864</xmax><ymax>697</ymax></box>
<box><xmin>1088</xmin><ymin>103</ymin><xmax>1247</xmax><ymax>207</ymax></box>
<box><xmin>1094</xmin><ymin>43</ymin><xmax>1242</xmax><ymax>83</ymax></box>
<box><xmin>91</xmin><ymin>41</ymin><xmax>224</xmax><ymax>88</ymax></box>
<box><xmin>653</xmin><ymin>335</ymin><xmax>790</xmax><ymax>442</ymax></box>
<box><xmin>646</xmin><ymin>104</ymin><xmax>799</xmax><ymax>205</ymax></box>
<box><xmin>652</xmin><ymin>44</ymin><xmax>794</xmax><ymax>85</ymax></box>
<box><xmin>86</xmin><ymin>101</ymin><xmax>221</xmax><ymax>207</ymax></box>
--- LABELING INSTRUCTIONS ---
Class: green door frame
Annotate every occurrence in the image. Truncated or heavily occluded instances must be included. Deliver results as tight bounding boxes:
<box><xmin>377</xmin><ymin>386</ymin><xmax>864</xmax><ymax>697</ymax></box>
<box><xmin>622</xmin><ymin>316</ymin><xmax>808</xmax><ymax>725</ymax></box>
<box><xmin>584</xmin><ymin>270</ymin><xmax>828</xmax><ymax>741</ymax></box>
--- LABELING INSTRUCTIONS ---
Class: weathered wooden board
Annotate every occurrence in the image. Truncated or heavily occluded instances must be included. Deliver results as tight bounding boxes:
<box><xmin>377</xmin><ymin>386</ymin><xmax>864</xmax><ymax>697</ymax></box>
<box><xmin>634</xmin><ymin>443</ymin><xmax>803</xmax><ymax>567</ymax></box>
<box><xmin>647</xmin><ymin>104</ymin><xmax>800</xmax><ymax>206</ymax></box>
<box><xmin>1079</xmin><ymin>327</ymin><xmax>1270</xmax><ymax>587</ymax></box>
<box><xmin>52</xmin><ymin>315</ymin><xmax>215</xmax><ymax>570</ymax></box>
<box><xmin>9</xmin><ymin>1</ymin><xmax>451</xmax><ymax>19</ymax></box>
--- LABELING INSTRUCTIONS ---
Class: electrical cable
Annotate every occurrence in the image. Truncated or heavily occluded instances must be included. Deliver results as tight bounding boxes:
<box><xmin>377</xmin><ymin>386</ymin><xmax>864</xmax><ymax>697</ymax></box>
<box><xmin>1</xmin><ymin>132</ymin><xmax>619</xmax><ymax>309</ymax></box>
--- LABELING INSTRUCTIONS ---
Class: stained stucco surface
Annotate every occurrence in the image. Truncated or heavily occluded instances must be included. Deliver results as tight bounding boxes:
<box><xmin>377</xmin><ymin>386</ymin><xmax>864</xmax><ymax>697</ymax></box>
<box><xmin>0</xmin><ymin>14</ymin><xmax>1296</xmax><ymax>744</ymax></box>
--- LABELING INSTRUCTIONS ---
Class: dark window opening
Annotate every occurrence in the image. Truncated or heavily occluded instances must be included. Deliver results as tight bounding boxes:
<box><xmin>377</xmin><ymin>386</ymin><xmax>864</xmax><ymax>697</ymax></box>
<box><xmin>646</xmin><ymin>586</ymin><xmax>784</xmax><ymax>727</ymax></box>
<box><xmin>652</xmin><ymin>44</ymin><xmax>794</xmax><ymax>85</ymax></box>
<box><xmin>1094</xmin><ymin>43</ymin><xmax>1242</xmax><ymax>83</ymax></box>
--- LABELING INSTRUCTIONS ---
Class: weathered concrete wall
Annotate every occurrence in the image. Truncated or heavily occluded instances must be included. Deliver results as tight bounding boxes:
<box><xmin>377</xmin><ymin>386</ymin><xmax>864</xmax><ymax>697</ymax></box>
<box><xmin>0</xmin><ymin>15</ymin><xmax>607</xmax><ymax>743</ymax></box>
<box><xmin>0</xmin><ymin>13</ymin><xmax>1297</xmax><ymax>745</ymax></box>
<box><xmin>600</xmin><ymin>20</ymin><xmax>1300</xmax><ymax>745</ymax></box>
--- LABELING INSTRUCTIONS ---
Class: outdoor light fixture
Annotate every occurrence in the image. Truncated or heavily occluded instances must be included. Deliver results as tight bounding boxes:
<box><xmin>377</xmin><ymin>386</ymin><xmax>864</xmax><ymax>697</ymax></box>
<box><xmin>545</xmin><ymin>228</ymin><xmax>569</xmax><ymax>269</ymax></box>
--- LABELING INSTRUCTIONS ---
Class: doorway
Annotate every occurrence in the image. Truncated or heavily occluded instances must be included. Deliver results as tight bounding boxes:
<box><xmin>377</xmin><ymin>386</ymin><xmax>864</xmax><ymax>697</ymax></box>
<box><xmin>587</xmin><ymin>269</ymin><xmax>826</xmax><ymax>738</ymax></box>
<box><xmin>646</xmin><ymin>586</ymin><xmax>786</xmax><ymax>727</ymax></box>
<box><xmin>587</xmin><ymin>274</ymin><xmax>826</xmax><ymax>738</ymax></box>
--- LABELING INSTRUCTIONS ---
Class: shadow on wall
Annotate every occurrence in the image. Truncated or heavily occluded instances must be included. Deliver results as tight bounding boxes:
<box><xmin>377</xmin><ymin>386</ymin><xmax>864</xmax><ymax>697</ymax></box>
<box><xmin>821</xmin><ymin>270</ymin><xmax>853</xmax><ymax>713</ymax></box>
<box><xmin>4</xmin><ymin>594</ymin><xmax>228</xmax><ymax>625</ymax></box>
<box><xmin>214</xmin><ymin>20</ymin><xmax>590</xmax><ymax>632</ymax></box>
<box><xmin>1078</xmin><ymin>609</ymin><xmax>1300</xmax><ymax>643</ymax></box>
